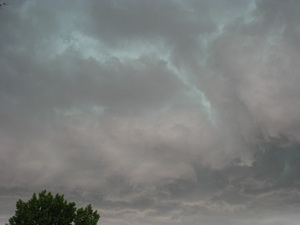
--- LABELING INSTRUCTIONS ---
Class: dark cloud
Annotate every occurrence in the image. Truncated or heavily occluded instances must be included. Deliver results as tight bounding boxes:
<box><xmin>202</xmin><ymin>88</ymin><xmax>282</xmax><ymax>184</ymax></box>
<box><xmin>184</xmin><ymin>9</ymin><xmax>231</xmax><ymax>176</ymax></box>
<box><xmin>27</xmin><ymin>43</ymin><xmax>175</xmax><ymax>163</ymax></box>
<box><xmin>1</xmin><ymin>0</ymin><xmax>300</xmax><ymax>224</ymax></box>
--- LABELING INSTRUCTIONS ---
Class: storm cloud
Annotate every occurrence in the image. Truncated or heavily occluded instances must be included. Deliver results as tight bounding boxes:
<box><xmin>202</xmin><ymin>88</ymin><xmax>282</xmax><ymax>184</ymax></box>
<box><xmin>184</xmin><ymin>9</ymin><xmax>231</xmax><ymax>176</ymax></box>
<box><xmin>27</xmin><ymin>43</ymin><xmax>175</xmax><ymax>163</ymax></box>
<box><xmin>1</xmin><ymin>0</ymin><xmax>300</xmax><ymax>224</ymax></box>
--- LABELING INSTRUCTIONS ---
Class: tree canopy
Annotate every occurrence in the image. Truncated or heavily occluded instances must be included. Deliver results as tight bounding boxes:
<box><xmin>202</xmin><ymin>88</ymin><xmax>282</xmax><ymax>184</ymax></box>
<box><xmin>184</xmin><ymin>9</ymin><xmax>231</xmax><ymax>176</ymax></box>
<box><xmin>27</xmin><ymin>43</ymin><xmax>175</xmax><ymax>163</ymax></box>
<box><xmin>7</xmin><ymin>190</ymin><xmax>100</xmax><ymax>225</ymax></box>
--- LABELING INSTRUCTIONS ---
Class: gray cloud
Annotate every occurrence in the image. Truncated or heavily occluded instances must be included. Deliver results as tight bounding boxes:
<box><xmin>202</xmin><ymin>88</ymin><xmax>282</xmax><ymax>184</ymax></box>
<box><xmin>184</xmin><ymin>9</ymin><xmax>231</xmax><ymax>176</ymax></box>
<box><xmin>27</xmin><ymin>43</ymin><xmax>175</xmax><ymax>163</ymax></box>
<box><xmin>1</xmin><ymin>0</ymin><xmax>300</xmax><ymax>224</ymax></box>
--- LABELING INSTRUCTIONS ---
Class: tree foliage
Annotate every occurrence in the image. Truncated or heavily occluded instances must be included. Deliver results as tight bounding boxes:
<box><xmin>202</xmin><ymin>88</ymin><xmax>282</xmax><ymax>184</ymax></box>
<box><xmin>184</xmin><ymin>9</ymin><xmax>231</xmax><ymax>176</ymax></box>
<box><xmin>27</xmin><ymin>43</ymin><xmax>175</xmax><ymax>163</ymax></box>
<box><xmin>7</xmin><ymin>190</ymin><xmax>100</xmax><ymax>225</ymax></box>
<box><xmin>74</xmin><ymin>204</ymin><xmax>100</xmax><ymax>225</ymax></box>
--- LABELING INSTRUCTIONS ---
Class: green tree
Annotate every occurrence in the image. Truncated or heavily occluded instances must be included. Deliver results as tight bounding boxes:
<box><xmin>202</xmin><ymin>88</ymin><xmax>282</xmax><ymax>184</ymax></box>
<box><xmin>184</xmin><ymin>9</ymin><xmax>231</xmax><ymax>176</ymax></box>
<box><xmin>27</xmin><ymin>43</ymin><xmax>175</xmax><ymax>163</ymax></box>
<box><xmin>7</xmin><ymin>190</ymin><xmax>100</xmax><ymax>225</ymax></box>
<box><xmin>74</xmin><ymin>204</ymin><xmax>100</xmax><ymax>225</ymax></box>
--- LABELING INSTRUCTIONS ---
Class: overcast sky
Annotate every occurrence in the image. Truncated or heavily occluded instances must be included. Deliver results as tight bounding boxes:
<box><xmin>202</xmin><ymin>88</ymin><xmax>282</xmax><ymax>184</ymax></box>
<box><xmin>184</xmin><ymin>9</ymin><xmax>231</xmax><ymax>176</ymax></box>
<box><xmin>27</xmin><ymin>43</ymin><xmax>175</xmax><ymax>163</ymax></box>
<box><xmin>1</xmin><ymin>0</ymin><xmax>300</xmax><ymax>224</ymax></box>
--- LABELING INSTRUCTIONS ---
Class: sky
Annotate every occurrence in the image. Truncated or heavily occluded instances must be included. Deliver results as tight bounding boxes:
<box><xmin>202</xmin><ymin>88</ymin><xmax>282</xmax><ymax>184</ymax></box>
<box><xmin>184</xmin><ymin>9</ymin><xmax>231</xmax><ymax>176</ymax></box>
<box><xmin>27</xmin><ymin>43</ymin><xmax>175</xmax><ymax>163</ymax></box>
<box><xmin>1</xmin><ymin>0</ymin><xmax>300</xmax><ymax>224</ymax></box>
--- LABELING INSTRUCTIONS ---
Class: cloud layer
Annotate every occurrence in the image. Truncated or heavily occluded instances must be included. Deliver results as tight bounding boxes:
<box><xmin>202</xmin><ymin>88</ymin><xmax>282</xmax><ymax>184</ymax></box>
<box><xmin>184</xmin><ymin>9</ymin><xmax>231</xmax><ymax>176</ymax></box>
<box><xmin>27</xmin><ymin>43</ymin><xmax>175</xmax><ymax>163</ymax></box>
<box><xmin>1</xmin><ymin>0</ymin><xmax>300</xmax><ymax>224</ymax></box>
